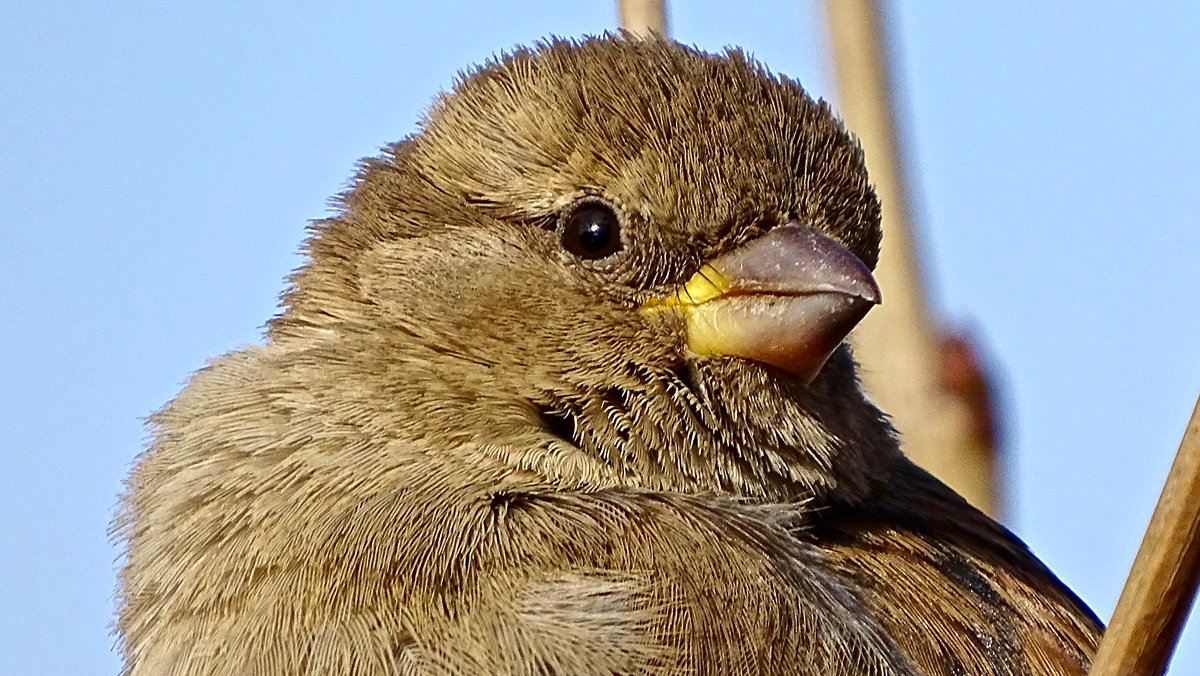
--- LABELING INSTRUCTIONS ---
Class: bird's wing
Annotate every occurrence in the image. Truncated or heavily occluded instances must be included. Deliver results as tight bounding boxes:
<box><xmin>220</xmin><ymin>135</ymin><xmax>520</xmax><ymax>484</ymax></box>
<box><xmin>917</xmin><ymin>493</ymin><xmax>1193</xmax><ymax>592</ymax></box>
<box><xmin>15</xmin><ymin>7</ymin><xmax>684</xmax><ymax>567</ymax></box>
<box><xmin>812</xmin><ymin>461</ymin><xmax>1103</xmax><ymax>676</ymax></box>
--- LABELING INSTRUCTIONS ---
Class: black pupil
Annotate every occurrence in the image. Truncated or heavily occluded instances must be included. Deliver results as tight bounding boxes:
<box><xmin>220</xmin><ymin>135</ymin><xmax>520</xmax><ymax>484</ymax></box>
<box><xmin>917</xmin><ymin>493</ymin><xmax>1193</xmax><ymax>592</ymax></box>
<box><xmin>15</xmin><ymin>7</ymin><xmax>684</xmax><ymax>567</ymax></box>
<box><xmin>563</xmin><ymin>204</ymin><xmax>621</xmax><ymax>259</ymax></box>
<box><xmin>577</xmin><ymin>213</ymin><xmax>612</xmax><ymax>251</ymax></box>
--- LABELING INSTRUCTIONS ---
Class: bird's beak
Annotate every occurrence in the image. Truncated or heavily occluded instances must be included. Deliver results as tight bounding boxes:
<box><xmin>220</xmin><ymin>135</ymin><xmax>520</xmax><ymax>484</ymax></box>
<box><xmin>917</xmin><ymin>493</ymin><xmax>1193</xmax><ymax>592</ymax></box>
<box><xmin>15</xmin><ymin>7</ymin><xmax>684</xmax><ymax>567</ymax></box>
<box><xmin>641</xmin><ymin>223</ymin><xmax>881</xmax><ymax>383</ymax></box>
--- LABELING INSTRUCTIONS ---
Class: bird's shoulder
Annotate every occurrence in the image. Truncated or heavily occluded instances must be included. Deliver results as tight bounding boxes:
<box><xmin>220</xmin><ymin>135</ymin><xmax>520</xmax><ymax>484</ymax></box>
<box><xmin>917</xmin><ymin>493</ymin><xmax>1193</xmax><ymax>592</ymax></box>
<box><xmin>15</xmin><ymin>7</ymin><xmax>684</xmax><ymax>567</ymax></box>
<box><xmin>810</xmin><ymin>460</ymin><xmax>1103</xmax><ymax>676</ymax></box>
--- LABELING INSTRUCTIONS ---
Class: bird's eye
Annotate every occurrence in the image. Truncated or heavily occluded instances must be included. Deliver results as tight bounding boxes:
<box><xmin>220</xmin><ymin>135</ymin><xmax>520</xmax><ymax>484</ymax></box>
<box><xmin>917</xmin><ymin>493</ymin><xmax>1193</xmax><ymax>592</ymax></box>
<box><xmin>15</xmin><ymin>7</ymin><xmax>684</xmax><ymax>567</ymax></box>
<box><xmin>559</xmin><ymin>198</ymin><xmax>624</xmax><ymax>261</ymax></box>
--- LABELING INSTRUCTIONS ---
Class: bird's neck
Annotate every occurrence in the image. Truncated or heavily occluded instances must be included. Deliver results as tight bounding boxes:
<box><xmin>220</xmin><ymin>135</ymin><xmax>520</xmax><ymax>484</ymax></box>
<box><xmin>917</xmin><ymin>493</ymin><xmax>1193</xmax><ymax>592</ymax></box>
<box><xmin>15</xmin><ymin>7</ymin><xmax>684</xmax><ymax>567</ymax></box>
<box><xmin>286</xmin><ymin>328</ymin><xmax>901</xmax><ymax>507</ymax></box>
<box><xmin>508</xmin><ymin>351</ymin><xmax>902</xmax><ymax>506</ymax></box>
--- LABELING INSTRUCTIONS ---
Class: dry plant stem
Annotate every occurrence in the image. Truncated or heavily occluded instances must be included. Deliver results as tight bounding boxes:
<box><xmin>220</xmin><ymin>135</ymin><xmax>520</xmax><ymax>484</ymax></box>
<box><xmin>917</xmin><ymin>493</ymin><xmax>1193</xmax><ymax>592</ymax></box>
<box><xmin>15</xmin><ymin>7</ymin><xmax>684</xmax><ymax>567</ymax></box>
<box><xmin>1090</xmin><ymin>395</ymin><xmax>1200</xmax><ymax>676</ymax></box>
<box><xmin>617</xmin><ymin>0</ymin><xmax>669</xmax><ymax>37</ymax></box>
<box><xmin>823</xmin><ymin>0</ymin><xmax>997</xmax><ymax>515</ymax></box>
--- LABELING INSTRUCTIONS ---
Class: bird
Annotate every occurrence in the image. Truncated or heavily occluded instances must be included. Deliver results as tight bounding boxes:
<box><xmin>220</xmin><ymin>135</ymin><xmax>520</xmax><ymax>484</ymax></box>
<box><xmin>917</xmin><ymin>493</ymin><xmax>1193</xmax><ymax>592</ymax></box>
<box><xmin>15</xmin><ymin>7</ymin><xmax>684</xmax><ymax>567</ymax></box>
<box><xmin>114</xmin><ymin>35</ymin><xmax>1103</xmax><ymax>675</ymax></box>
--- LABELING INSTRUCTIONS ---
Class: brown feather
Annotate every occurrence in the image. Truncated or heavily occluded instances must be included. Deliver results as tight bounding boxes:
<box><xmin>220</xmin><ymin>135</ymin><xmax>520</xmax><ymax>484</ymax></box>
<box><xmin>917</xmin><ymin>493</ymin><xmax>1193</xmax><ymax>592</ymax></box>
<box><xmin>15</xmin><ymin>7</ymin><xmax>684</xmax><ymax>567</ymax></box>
<box><xmin>814</xmin><ymin>463</ymin><xmax>1102</xmax><ymax>675</ymax></box>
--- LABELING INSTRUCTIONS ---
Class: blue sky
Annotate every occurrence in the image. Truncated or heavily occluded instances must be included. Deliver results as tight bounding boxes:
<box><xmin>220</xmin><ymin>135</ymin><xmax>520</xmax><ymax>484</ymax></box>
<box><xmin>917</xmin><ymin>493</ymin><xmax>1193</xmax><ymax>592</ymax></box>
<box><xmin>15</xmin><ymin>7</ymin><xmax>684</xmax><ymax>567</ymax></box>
<box><xmin>2</xmin><ymin>2</ymin><xmax>1197</xmax><ymax>673</ymax></box>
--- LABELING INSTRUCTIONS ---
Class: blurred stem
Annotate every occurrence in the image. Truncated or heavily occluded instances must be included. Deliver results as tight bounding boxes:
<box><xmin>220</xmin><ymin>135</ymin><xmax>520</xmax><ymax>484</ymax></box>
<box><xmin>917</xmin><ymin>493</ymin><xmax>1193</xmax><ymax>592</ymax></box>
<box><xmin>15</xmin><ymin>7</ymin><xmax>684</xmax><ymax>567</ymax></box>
<box><xmin>616</xmin><ymin>0</ymin><xmax>669</xmax><ymax>37</ymax></box>
<box><xmin>822</xmin><ymin>0</ymin><xmax>998</xmax><ymax>516</ymax></box>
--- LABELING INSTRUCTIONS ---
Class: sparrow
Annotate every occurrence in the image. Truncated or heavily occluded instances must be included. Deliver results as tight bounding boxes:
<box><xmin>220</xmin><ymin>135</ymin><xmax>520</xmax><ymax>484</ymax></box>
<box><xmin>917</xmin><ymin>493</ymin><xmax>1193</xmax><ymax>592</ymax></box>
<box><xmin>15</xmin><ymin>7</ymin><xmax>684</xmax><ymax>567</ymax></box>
<box><xmin>114</xmin><ymin>35</ymin><xmax>1102</xmax><ymax>675</ymax></box>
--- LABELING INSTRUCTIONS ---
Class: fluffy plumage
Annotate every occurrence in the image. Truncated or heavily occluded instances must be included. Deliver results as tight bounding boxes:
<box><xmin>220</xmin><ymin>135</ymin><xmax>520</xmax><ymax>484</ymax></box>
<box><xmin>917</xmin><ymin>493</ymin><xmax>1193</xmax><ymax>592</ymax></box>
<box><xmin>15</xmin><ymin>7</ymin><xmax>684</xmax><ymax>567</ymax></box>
<box><xmin>115</xmin><ymin>36</ymin><xmax>1101</xmax><ymax>675</ymax></box>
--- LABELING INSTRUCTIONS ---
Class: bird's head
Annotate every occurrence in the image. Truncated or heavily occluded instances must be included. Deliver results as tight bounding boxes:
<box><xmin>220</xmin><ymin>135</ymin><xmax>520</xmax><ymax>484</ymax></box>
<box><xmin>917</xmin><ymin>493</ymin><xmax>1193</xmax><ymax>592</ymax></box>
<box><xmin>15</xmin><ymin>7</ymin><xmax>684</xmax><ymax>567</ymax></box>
<box><xmin>272</xmin><ymin>36</ymin><xmax>898</xmax><ymax>504</ymax></box>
